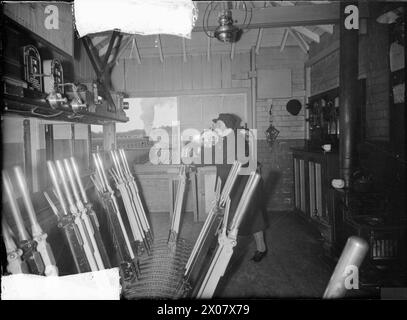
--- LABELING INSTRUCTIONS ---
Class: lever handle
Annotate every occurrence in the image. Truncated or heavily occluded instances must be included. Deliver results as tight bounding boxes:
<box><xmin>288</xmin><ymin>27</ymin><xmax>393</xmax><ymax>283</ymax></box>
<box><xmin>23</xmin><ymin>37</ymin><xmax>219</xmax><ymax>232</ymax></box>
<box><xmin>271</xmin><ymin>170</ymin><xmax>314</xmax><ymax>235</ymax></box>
<box><xmin>47</xmin><ymin>161</ymin><xmax>69</xmax><ymax>215</ymax></box>
<box><xmin>14</xmin><ymin>166</ymin><xmax>43</xmax><ymax>237</ymax></box>
<box><xmin>70</xmin><ymin>157</ymin><xmax>89</xmax><ymax>203</ymax></box>
<box><xmin>2</xmin><ymin>171</ymin><xmax>30</xmax><ymax>241</ymax></box>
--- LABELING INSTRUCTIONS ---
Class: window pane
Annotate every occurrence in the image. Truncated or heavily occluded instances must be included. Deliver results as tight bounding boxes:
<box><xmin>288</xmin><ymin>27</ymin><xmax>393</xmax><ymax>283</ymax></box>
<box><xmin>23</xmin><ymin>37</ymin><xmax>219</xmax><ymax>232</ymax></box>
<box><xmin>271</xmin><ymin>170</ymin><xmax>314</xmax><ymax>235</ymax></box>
<box><xmin>116</xmin><ymin>97</ymin><xmax>177</xmax><ymax>164</ymax></box>
<box><xmin>90</xmin><ymin>124</ymin><xmax>103</xmax><ymax>153</ymax></box>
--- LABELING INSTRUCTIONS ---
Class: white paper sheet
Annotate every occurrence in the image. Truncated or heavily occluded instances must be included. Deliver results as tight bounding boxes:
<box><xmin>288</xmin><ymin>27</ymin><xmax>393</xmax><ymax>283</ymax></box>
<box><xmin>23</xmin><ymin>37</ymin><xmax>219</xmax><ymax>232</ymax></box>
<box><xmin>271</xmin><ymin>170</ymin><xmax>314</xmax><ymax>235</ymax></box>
<box><xmin>1</xmin><ymin>268</ymin><xmax>121</xmax><ymax>300</ymax></box>
<box><xmin>74</xmin><ymin>0</ymin><xmax>197</xmax><ymax>38</ymax></box>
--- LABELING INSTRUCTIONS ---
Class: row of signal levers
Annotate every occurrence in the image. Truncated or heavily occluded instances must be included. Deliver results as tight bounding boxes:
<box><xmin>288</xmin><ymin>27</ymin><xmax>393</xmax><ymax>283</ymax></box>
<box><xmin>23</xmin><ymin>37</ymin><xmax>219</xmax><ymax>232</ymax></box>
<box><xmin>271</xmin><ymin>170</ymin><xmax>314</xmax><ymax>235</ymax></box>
<box><xmin>2</xmin><ymin>149</ymin><xmax>152</xmax><ymax>282</ymax></box>
<box><xmin>3</xmin><ymin>167</ymin><xmax>59</xmax><ymax>276</ymax></box>
<box><xmin>2</xmin><ymin>156</ymin><xmax>262</xmax><ymax>299</ymax></box>
<box><xmin>3</xmin><ymin>152</ymin><xmax>276</xmax><ymax>300</ymax></box>
<box><xmin>91</xmin><ymin>149</ymin><xmax>153</xmax><ymax>280</ymax></box>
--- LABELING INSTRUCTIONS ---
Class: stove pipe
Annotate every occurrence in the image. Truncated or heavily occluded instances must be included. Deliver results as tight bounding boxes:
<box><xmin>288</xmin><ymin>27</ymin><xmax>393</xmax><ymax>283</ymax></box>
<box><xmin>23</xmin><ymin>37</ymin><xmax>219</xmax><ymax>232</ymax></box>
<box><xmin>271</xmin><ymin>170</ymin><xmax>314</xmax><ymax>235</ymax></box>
<box><xmin>339</xmin><ymin>1</ymin><xmax>360</xmax><ymax>189</ymax></box>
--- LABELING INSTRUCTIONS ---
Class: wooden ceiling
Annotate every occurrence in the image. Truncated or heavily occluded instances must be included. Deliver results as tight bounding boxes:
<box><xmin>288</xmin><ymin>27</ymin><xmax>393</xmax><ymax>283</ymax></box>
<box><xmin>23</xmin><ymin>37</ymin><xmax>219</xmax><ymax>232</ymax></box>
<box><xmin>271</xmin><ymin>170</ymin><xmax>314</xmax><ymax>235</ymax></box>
<box><xmin>87</xmin><ymin>1</ymin><xmax>339</xmax><ymax>66</ymax></box>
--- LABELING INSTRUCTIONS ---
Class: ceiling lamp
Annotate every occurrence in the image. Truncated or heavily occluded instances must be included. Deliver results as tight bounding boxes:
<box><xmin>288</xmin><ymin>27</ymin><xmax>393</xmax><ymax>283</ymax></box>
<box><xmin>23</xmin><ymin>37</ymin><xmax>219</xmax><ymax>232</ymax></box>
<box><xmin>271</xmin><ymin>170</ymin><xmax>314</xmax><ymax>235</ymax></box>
<box><xmin>204</xmin><ymin>1</ymin><xmax>252</xmax><ymax>43</ymax></box>
<box><xmin>214</xmin><ymin>9</ymin><xmax>243</xmax><ymax>43</ymax></box>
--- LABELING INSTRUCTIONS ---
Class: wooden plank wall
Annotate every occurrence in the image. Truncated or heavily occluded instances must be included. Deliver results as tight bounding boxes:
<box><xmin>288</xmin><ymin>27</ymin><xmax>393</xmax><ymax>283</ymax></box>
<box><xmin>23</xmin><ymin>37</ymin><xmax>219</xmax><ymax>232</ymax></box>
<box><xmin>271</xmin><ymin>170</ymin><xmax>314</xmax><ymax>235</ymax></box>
<box><xmin>73</xmin><ymin>37</ymin><xmax>97</xmax><ymax>83</ymax></box>
<box><xmin>4</xmin><ymin>2</ymin><xmax>73</xmax><ymax>56</ymax></box>
<box><xmin>111</xmin><ymin>52</ymin><xmax>251</xmax><ymax>95</ymax></box>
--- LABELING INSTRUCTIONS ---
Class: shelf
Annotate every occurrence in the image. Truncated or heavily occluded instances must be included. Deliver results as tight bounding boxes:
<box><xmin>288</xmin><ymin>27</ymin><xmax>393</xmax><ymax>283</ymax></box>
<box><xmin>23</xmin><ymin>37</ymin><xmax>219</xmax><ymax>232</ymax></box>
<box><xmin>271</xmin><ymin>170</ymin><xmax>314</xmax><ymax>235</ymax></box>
<box><xmin>3</xmin><ymin>93</ymin><xmax>129</xmax><ymax>124</ymax></box>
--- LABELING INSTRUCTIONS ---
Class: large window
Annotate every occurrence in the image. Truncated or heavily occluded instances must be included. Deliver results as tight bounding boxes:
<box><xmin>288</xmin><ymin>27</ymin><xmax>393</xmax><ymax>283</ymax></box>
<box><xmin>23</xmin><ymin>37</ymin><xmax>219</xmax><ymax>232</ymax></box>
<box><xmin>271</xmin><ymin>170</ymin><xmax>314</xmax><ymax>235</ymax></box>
<box><xmin>90</xmin><ymin>92</ymin><xmax>248</xmax><ymax>165</ymax></box>
<box><xmin>90</xmin><ymin>125</ymin><xmax>103</xmax><ymax>153</ymax></box>
<box><xmin>177</xmin><ymin>93</ymin><xmax>248</xmax><ymax>132</ymax></box>
<box><xmin>117</xmin><ymin>97</ymin><xmax>178</xmax><ymax>136</ymax></box>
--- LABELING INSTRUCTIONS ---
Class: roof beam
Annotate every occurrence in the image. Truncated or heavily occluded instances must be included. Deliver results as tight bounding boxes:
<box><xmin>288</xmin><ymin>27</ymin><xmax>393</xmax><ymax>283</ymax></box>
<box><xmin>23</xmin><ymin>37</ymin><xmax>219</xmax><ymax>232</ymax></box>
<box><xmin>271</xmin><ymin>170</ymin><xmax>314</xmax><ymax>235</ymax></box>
<box><xmin>271</xmin><ymin>1</ymin><xmax>295</xmax><ymax>6</ymax></box>
<box><xmin>99</xmin><ymin>35</ymin><xmax>120</xmax><ymax>57</ymax></box>
<box><xmin>92</xmin><ymin>36</ymin><xmax>109</xmax><ymax>49</ymax></box>
<box><xmin>280</xmin><ymin>28</ymin><xmax>289</xmax><ymax>52</ymax></box>
<box><xmin>296</xmin><ymin>32</ymin><xmax>310</xmax><ymax>51</ymax></box>
<box><xmin>157</xmin><ymin>35</ymin><xmax>164</xmax><ymax>63</ymax></box>
<box><xmin>129</xmin><ymin>36</ymin><xmax>142</xmax><ymax>64</ymax></box>
<box><xmin>100</xmin><ymin>30</ymin><xmax>120</xmax><ymax>76</ymax></box>
<box><xmin>255</xmin><ymin>28</ymin><xmax>264</xmax><ymax>55</ymax></box>
<box><xmin>291</xmin><ymin>26</ymin><xmax>320</xmax><ymax>43</ymax></box>
<box><xmin>80</xmin><ymin>34</ymin><xmax>117</xmax><ymax>112</ymax></box>
<box><xmin>107</xmin><ymin>35</ymin><xmax>134</xmax><ymax>68</ymax></box>
<box><xmin>194</xmin><ymin>3</ymin><xmax>343</xmax><ymax>31</ymax></box>
<box><xmin>93</xmin><ymin>35</ymin><xmax>112</xmax><ymax>51</ymax></box>
<box><xmin>288</xmin><ymin>28</ymin><xmax>309</xmax><ymax>54</ymax></box>
<box><xmin>317</xmin><ymin>24</ymin><xmax>334</xmax><ymax>34</ymax></box>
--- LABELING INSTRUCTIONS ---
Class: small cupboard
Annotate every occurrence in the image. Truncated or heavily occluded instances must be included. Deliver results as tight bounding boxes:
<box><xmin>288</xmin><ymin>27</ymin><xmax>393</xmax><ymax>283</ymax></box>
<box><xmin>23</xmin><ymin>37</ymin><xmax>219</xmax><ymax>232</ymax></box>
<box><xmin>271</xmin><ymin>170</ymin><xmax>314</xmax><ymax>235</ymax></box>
<box><xmin>292</xmin><ymin>148</ymin><xmax>339</xmax><ymax>250</ymax></box>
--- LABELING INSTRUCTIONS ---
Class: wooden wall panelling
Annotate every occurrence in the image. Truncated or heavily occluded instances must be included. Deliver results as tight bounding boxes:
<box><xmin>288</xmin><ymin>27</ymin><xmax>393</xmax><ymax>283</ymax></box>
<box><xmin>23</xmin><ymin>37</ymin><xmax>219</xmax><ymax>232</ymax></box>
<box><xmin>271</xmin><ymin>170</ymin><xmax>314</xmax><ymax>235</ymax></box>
<box><xmin>4</xmin><ymin>2</ymin><xmax>73</xmax><ymax>56</ymax></box>
<box><xmin>74</xmin><ymin>38</ymin><xmax>97</xmax><ymax>83</ymax></box>
<box><xmin>191</xmin><ymin>55</ymin><xmax>203</xmax><ymax>90</ymax></box>
<box><xmin>124</xmin><ymin>58</ymin><xmax>137</xmax><ymax>92</ymax></box>
<box><xmin>129</xmin><ymin>58</ymin><xmax>141</xmax><ymax>91</ymax></box>
<box><xmin>221</xmin><ymin>54</ymin><xmax>232</xmax><ymax>88</ymax></box>
<box><xmin>164</xmin><ymin>57</ymin><xmax>175</xmax><ymax>92</ymax></box>
<box><xmin>181</xmin><ymin>55</ymin><xmax>193</xmax><ymax>90</ymax></box>
<box><xmin>211</xmin><ymin>54</ymin><xmax>222</xmax><ymax>89</ymax></box>
<box><xmin>110</xmin><ymin>59</ymin><xmax>125</xmax><ymax>92</ymax></box>
<box><xmin>202</xmin><ymin>55</ymin><xmax>212</xmax><ymax>90</ymax></box>
<box><xmin>231</xmin><ymin>52</ymin><xmax>251</xmax><ymax>89</ymax></box>
<box><xmin>114</xmin><ymin>50</ymin><xmax>250</xmax><ymax>94</ymax></box>
<box><xmin>257</xmin><ymin>69</ymin><xmax>292</xmax><ymax>99</ymax></box>
<box><xmin>157</xmin><ymin>58</ymin><xmax>165</xmax><ymax>91</ymax></box>
<box><xmin>134</xmin><ymin>59</ymin><xmax>145</xmax><ymax>92</ymax></box>
<box><xmin>143</xmin><ymin>57</ymin><xmax>154</xmax><ymax>93</ymax></box>
<box><xmin>172</xmin><ymin>55</ymin><xmax>183</xmax><ymax>91</ymax></box>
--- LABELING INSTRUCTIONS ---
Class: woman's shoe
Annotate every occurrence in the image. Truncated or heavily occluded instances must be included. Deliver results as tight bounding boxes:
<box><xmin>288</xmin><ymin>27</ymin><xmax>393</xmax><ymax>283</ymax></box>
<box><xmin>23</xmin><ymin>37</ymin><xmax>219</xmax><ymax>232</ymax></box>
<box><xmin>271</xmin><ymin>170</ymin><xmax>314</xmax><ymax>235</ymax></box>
<box><xmin>251</xmin><ymin>250</ymin><xmax>267</xmax><ymax>262</ymax></box>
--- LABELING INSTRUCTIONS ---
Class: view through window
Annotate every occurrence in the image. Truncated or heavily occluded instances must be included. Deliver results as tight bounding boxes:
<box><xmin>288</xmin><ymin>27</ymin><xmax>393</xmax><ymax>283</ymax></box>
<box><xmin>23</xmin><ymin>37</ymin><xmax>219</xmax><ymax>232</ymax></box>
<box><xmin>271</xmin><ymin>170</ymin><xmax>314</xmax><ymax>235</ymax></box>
<box><xmin>90</xmin><ymin>93</ymin><xmax>247</xmax><ymax>165</ymax></box>
<box><xmin>91</xmin><ymin>97</ymin><xmax>178</xmax><ymax>164</ymax></box>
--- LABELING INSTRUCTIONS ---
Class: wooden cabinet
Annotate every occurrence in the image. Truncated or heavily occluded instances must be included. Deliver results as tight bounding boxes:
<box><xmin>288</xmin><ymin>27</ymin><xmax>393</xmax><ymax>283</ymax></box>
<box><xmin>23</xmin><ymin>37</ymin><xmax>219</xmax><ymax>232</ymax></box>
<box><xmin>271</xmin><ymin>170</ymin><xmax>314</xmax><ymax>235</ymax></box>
<box><xmin>292</xmin><ymin>148</ymin><xmax>339</xmax><ymax>250</ymax></box>
<box><xmin>307</xmin><ymin>88</ymin><xmax>340</xmax><ymax>150</ymax></box>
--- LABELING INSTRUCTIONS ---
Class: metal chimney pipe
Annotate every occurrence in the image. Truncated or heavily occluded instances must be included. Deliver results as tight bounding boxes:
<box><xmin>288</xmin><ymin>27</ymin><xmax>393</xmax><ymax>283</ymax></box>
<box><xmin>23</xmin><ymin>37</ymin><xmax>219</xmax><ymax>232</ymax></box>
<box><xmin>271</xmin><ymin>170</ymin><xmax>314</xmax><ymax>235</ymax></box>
<box><xmin>339</xmin><ymin>1</ymin><xmax>360</xmax><ymax>189</ymax></box>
